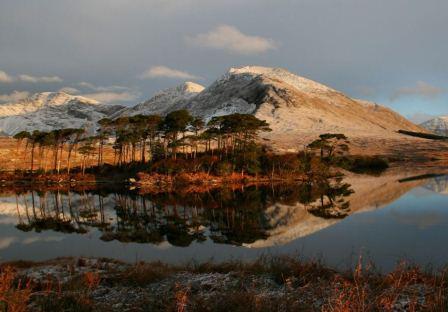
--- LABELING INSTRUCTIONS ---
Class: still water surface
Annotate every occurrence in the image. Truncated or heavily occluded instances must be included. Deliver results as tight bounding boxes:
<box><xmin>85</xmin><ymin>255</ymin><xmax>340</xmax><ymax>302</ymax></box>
<box><xmin>0</xmin><ymin>173</ymin><xmax>447</xmax><ymax>271</ymax></box>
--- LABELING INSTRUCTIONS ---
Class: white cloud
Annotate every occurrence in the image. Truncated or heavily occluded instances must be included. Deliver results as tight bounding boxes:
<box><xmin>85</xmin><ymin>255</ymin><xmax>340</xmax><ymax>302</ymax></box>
<box><xmin>187</xmin><ymin>25</ymin><xmax>277</xmax><ymax>55</ymax></box>
<box><xmin>0</xmin><ymin>70</ymin><xmax>14</xmax><ymax>83</ymax></box>
<box><xmin>82</xmin><ymin>91</ymin><xmax>139</xmax><ymax>103</ymax></box>
<box><xmin>76</xmin><ymin>82</ymin><xmax>139</xmax><ymax>103</ymax></box>
<box><xmin>407</xmin><ymin>112</ymin><xmax>435</xmax><ymax>124</ymax></box>
<box><xmin>391</xmin><ymin>81</ymin><xmax>444</xmax><ymax>101</ymax></box>
<box><xmin>18</xmin><ymin>74</ymin><xmax>63</xmax><ymax>83</ymax></box>
<box><xmin>95</xmin><ymin>85</ymin><xmax>130</xmax><ymax>92</ymax></box>
<box><xmin>78</xmin><ymin>82</ymin><xmax>131</xmax><ymax>92</ymax></box>
<box><xmin>58</xmin><ymin>87</ymin><xmax>81</xmax><ymax>94</ymax></box>
<box><xmin>140</xmin><ymin>66</ymin><xmax>199</xmax><ymax>80</ymax></box>
<box><xmin>0</xmin><ymin>70</ymin><xmax>63</xmax><ymax>84</ymax></box>
<box><xmin>78</xmin><ymin>81</ymin><xmax>97</xmax><ymax>89</ymax></box>
<box><xmin>0</xmin><ymin>90</ymin><xmax>30</xmax><ymax>103</ymax></box>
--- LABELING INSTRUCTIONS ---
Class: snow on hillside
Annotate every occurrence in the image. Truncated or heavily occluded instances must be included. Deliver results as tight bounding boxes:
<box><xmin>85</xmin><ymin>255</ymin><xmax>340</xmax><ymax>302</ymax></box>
<box><xmin>0</xmin><ymin>66</ymin><xmax>425</xmax><ymax>152</ymax></box>
<box><xmin>186</xmin><ymin>66</ymin><xmax>422</xmax><ymax>143</ymax></box>
<box><xmin>113</xmin><ymin>65</ymin><xmax>424</xmax><ymax>151</ymax></box>
<box><xmin>420</xmin><ymin>116</ymin><xmax>448</xmax><ymax>136</ymax></box>
<box><xmin>0</xmin><ymin>92</ymin><xmax>99</xmax><ymax>117</ymax></box>
<box><xmin>0</xmin><ymin>92</ymin><xmax>122</xmax><ymax>135</ymax></box>
<box><xmin>227</xmin><ymin>66</ymin><xmax>335</xmax><ymax>94</ymax></box>
<box><xmin>115</xmin><ymin>82</ymin><xmax>204</xmax><ymax>118</ymax></box>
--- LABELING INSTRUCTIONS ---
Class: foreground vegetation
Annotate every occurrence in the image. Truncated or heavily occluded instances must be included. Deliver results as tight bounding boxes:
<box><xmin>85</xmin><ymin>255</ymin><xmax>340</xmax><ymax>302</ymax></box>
<box><xmin>0</xmin><ymin>256</ymin><xmax>446</xmax><ymax>311</ymax></box>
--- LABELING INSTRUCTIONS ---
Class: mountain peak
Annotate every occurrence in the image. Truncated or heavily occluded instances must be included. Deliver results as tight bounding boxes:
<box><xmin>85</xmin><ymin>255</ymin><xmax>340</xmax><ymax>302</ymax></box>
<box><xmin>181</xmin><ymin>81</ymin><xmax>205</xmax><ymax>93</ymax></box>
<box><xmin>152</xmin><ymin>81</ymin><xmax>204</xmax><ymax>99</ymax></box>
<box><xmin>116</xmin><ymin>81</ymin><xmax>205</xmax><ymax>118</ymax></box>
<box><xmin>226</xmin><ymin>65</ymin><xmax>334</xmax><ymax>94</ymax></box>
<box><xmin>420</xmin><ymin>116</ymin><xmax>448</xmax><ymax>136</ymax></box>
<box><xmin>0</xmin><ymin>92</ymin><xmax>114</xmax><ymax>135</ymax></box>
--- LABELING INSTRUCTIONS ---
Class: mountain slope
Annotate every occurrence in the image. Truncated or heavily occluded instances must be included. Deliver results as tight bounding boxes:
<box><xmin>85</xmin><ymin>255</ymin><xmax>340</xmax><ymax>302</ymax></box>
<box><xmin>129</xmin><ymin>66</ymin><xmax>423</xmax><ymax>151</ymax></box>
<box><xmin>0</xmin><ymin>67</ymin><xmax>426</xmax><ymax>152</ymax></box>
<box><xmin>420</xmin><ymin>116</ymin><xmax>448</xmax><ymax>136</ymax></box>
<box><xmin>114</xmin><ymin>82</ymin><xmax>204</xmax><ymax>118</ymax></box>
<box><xmin>0</xmin><ymin>92</ymin><xmax>124</xmax><ymax>135</ymax></box>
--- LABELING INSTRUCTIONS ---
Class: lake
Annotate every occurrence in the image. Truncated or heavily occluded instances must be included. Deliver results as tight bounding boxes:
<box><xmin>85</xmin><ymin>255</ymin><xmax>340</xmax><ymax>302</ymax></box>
<box><xmin>1</xmin><ymin>171</ymin><xmax>447</xmax><ymax>271</ymax></box>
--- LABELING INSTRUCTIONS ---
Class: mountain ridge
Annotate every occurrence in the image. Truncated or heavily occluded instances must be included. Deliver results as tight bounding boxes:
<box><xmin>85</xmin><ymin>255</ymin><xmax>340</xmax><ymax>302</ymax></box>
<box><xmin>420</xmin><ymin>116</ymin><xmax>448</xmax><ymax>136</ymax></box>
<box><xmin>0</xmin><ymin>92</ymin><xmax>123</xmax><ymax>135</ymax></box>
<box><xmin>0</xmin><ymin>66</ymin><xmax>425</xmax><ymax>152</ymax></box>
<box><xmin>131</xmin><ymin>66</ymin><xmax>423</xmax><ymax>151</ymax></box>
<box><xmin>114</xmin><ymin>81</ymin><xmax>205</xmax><ymax>118</ymax></box>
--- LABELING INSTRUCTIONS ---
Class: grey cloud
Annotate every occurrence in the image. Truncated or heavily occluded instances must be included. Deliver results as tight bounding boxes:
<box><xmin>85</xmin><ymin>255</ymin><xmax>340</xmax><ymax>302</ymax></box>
<box><xmin>391</xmin><ymin>81</ymin><xmax>444</xmax><ymax>101</ymax></box>
<box><xmin>1</xmin><ymin>0</ymin><xmax>448</xmax><ymax>115</ymax></box>
<box><xmin>76</xmin><ymin>82</ymin><xmax>140</xmax><ymax>103</ymax></box>
<box><xmin>0</xmin><ymin>70</ymin><xmax>62</xmax><ymax>84</ymax></box>
<box><xmin>58</xmin><ymin>87</ymin><xmax>81</xmax><ymax>94</ymax></box>
<box><xmin>407</xmin><ymin>112</ymin><xmax>436</xmax><ymax>124</ymax></box>
<box><xmin>82</xmin><ymin>91</ymin><xmax>140</xmax><ymax>104</ymax></box>
<box><xmin>78</xmin><ymin>82</ymin><xmax>131</xmax><ymax>92</ymax></box>
<box><xmin>0</xmin><ymin>70</ymin><xmax>14</xmax><ymax>83</ymax></box>
<box><xmin>78</xmin><ymin>82</ymin><xmax>97</xmax><ymax>89</ymax></box>
<box><xmin>18</xmin><ymin>74</ymin><xmax>63</xmax><ymax>83</ymax></box>
<box><xmin>0</xmin><ymin>90</ymin><xmax>30</xmax><ymax>103</ymax></box>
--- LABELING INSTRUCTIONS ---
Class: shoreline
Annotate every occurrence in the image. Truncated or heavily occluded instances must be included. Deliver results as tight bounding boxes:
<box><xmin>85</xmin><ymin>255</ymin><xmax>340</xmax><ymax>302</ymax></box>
<box><xmin>0</xmin><ymin>160</ymin><xmax>446</xmax><ymax>185</ymax></box>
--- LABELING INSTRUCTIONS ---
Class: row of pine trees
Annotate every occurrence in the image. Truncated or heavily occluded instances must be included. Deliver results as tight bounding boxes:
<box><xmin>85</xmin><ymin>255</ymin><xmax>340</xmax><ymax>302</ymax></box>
<box><xmin>13</xmin><ymin>110</ymin><xmax>271</xmax><ymax>174</ymax></box>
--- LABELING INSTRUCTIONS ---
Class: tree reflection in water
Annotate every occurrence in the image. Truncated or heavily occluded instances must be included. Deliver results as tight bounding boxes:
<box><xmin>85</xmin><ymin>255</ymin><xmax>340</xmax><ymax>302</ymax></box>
<box><xmin>13</xmin><ymin>178</ymin><xmax>354</xmax><ymax>247</ymax></box>
<box><xmin>303</xmin><ymin>177</ymin><xmax>354</xmax><ymax>219</ymax></box>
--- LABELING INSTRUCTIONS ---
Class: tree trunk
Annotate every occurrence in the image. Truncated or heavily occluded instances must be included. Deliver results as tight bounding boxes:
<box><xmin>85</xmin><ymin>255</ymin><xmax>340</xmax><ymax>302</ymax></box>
<box><xmin>30</xmin><ymin>143</ymin><xmax>35</xmax><ymax>172</ymax></box>
<box><xmin>67</xmin><ymin>146</ymin><xmax>73</xmax><ymax>175</ymax></box>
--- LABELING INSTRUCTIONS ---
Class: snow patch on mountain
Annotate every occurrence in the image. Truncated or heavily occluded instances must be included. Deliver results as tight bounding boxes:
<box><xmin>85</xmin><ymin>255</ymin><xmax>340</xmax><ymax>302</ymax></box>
<box><xmin>0</xmin><ymin>92</ymin><xmax>99</xmax><ymax>117</ymax></box>
<box><xmin>420</xmin><ymin>116</ymin><xmax>448</xmax><ymax>136</ymax></box>
<box><xmin>0</xmin><ymin>92</ymin><xmax>122</xmax><ymax>135</ymax></box>
<box><xmin>227</xmin><ymin>66</ymin><xmax>335</xmax><ymax>94</ymax></box>
<box><xmin>115</xmin><ymin>81</ymin><xmax>204</xmax><ymax>118</ymax></box>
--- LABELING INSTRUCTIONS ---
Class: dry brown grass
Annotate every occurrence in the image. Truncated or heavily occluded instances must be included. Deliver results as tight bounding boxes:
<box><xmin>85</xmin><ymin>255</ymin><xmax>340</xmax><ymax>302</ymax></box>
<box><xmin>1</xmin><ymin>256</ymin><xmax>448</xmax><ymax>311</ymax></box>
<box><xmin>84</xmin><ymin>272</ymin><xmax>101</xmax><ymax>291</ymax></box>
<box><xmin>0</xmin><ymin>137</ymin><xmax>116</xmax><ymax>172</ymax></box>
<box><xmin>117</xmin><ymin>261</ymin><xmax>178</xmax><ymax>287</ymax></box>
<box><xmin>0</xmin><ymin>266</ymin><xmax>33</xmax><ymax>312</ymax></box>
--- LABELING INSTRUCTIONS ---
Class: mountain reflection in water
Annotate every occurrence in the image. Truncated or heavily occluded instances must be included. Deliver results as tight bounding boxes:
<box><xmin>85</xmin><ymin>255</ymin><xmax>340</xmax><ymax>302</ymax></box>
<box><xmin>10</xmin><ymin>178</ymin><xmax>354</xmax><ymax>248</ymax></box>
<box><xmin>1</xmin><ymin>172</ymin><xmax>448</xmax><ymax>270</ymax></box>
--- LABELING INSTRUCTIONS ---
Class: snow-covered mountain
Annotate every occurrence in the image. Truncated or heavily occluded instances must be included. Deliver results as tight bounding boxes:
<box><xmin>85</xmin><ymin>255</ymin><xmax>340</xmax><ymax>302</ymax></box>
<box><xmin>0</xmin><ymin>66</ymin><xmax>424</xmax><ymax>150</ymax></box>
<box><xmin>420</xmin><ymin>116</ymin><xmax>448</xmax><ymax>136</ymax></box>
<box><xmin>120</xmin><ymin>66</ymin><xmax>423</xmax><ymax>151</ymax></box>
<box><xmin>113</xmin><ymin>81</ymin><xmax>204</xmax><ymax>118</ymax></box>
<box><xmin>0</xmin><ymin>92</ymin><xmax>124</xmax><ymax>135</ymax></box>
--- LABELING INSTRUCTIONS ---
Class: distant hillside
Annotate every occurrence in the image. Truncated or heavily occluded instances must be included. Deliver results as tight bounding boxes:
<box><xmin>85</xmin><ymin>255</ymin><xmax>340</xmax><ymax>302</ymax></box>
<box><xmin>114</xmin><ymin>81</ymin><xmax>204</xmax><ymax>118</ymax></box>
<box><xmin>119</xmin><ymin>66</ymin><xmax>424</xmax><ymax>151</ymax></box>
<box><xmin>0</xmin><ymin>66</ymin><xmax>427</xmax><ymax>153</ymax></box>
<box><xmin>420</xmin><ymin>116</ymin><xmax>448</xmax><ymax>136</ymax></box>
<box><xmin>0</xmin><ymin>92</ymin><xmax>124</xmax><ymax>135</ymax></box>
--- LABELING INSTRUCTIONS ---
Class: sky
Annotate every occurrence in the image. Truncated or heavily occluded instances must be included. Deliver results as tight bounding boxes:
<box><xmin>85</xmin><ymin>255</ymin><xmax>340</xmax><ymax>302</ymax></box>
<box><xmin>0</xmin><ymin>0</ymin><xmax>447</xmax><ymax>122</ymax></box>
